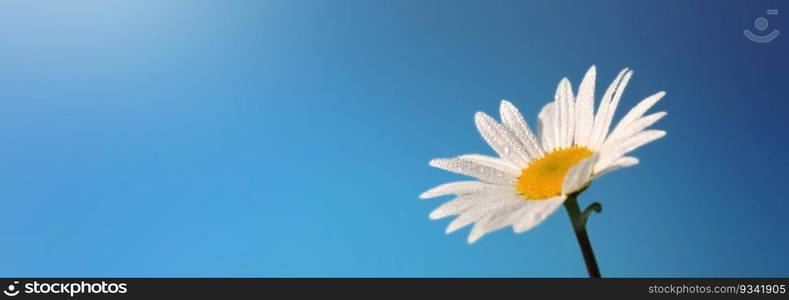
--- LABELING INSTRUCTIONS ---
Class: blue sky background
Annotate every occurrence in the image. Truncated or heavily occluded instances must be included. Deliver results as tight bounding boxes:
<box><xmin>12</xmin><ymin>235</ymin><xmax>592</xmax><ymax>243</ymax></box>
<box><xmin>1</xmin><ymin>0</ymin><xmax>788</xmax><ymax>277</ymax></box>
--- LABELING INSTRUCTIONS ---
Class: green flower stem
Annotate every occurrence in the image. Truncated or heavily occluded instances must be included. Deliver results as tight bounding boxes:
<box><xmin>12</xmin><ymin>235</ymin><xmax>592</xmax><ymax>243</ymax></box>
<box><xmin>563</xmin><ymin>193</ymin><xmax>601</xmax><ymax>278</ymax></box>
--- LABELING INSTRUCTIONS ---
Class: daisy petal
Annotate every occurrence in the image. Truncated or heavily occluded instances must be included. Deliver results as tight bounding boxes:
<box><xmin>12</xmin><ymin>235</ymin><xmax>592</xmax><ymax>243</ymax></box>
<box><xmin>429</xmin><ymin>190</ymin><xmax>515</xmax><ymax>219</ymax></box>
<box><xmin>475</xmin><ymin>112</ymin><xmax>530</xmax><ymax>167</ymax></box>
<box><xmin>457</xmin><ymin>154</ymin><xmax>521</xmax><ymax>175</ymax></box>
<box><xmin>608</xmin><ymin>91</ymin><xmax>666</xmax><ymax>139</ymax></box>
<box><xmin>551</xmin><ymin>100</ymin><xmax>560</xmax><ymax>149</ymax></box>
<box><xmin>555</xmin><ymin>78</ymin><xmax>575</xmax><ymax>148</ymax></box>
<box><xmin>467</xmin><ymin>203</ymin><xmax>526</xmax><ymax>244</ymax></box>
<box><xmin>429</xmin><ymin>155</ymin><xmax>518</xmax><ymax>184</ymax></box>
<box><xmin>446</xmin><ymin>213</ymin><xmax>477</xmax><ymax>234</ymax></box>
<box><xmin>485</xmin><ymin>205</ymin><xmax>531</xmax><ymax>233</ymax></box>
<box><xmin>598</xmin><ymin>129</ymin><xmax>665</xmax><ymax>168</ymax></box>
<box><xmin>446</xmin><ymin>195</ymin><xmax>522</xmax><ymax>233</ymax></box>
<box><xmin>537</xmin><ymin>102</ymin><xmax>558</xmax><ymax>152</ymax></box>
<box><xmin>500</xmin><ymin>100</ymin><xmax>544</xmax><ymax>159</ymax></box>
<box><xmin>588</xmin><ymin>68</ymin><xmax>630</xmax><ymax>149</ymax></box>
<box><xmin>574</xmin><ymin>66</ymin><xmax>596</xmax><ymax>146</ymax></box>
<box><xmin>420</xmin><ymin>181</ymin><xmax>506</xmax><ymax>199</ymax></box>
<box><xmin>561</xmin><ymin>154</ymin><xmax>599</xmax><ymax>194</ymax></box>
<box><xmin>599</xmin><ymin>70</ymin><xmax>633</xmax><ymax>141</ymax></box>
<box><xmin>512</xmin><ymin>196</ymin><xmax>566</xmax><ymax>233</ymax></box>
<box><xmin>614</xmin><ymin>129</ymin><xmax>666</xmax><ymax>156</ymax></box>
<box><xmin>594</xmin><ymin>156</ymin><xmax>639</xmax><ymax>178</ymax></box>
<box><xmin>602</xmin><ymin>111</ymin><xmax>666</xmax><ymax>151</ymax></box>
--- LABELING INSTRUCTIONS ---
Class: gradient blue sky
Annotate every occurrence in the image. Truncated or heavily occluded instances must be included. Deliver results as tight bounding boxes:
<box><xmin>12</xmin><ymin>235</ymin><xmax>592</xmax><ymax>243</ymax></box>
<box><xmin>1</xmin><ymin>0</ymin><xmax>787</xmax><ymax>277</ymax></box>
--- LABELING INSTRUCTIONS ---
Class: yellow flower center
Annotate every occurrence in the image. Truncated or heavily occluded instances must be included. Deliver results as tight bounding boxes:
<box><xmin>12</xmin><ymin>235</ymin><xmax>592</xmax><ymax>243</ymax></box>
<box><xmin>516</xmin><ymin>146</ymin><xmax>594</xmax><ymax>200</ymax></box>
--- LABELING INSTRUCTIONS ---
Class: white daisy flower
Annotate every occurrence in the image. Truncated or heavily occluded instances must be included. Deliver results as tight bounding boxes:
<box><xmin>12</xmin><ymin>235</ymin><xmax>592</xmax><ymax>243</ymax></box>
<box><xmin>421</xmin><ymin>66</ymin><xmax>666</xmax><ymax>244</ymax></box>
